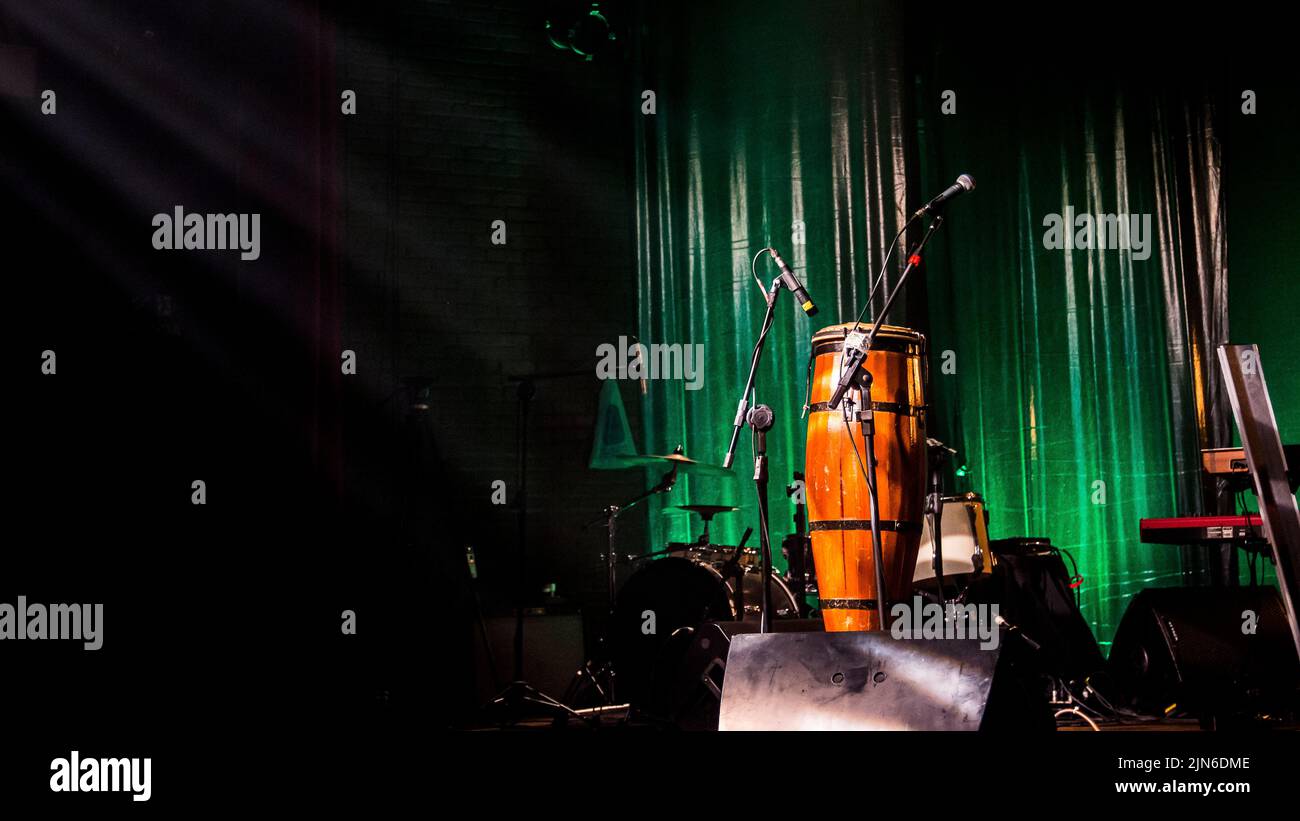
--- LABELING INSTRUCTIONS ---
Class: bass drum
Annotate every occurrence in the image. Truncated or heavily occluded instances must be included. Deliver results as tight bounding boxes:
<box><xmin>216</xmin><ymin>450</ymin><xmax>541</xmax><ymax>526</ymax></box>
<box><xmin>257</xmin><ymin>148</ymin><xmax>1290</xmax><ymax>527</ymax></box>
<box><xmin>610</xmin><ymin>556</ymin><xmax>797</xmax><ymax>712</ymax></box>
<box><xmin>730</xmin><ymin>563</ymin><xmax>800</xmax><ymax>620</ymax></box>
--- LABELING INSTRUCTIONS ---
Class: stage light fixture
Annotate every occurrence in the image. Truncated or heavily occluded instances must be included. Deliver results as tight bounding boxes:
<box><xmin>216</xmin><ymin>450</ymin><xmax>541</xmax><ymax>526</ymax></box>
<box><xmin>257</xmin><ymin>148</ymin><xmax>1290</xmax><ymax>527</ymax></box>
<box><xmin>545</xmin><ymin>3</ymin><xmax>615</xmax><ymax>62</ymax></box>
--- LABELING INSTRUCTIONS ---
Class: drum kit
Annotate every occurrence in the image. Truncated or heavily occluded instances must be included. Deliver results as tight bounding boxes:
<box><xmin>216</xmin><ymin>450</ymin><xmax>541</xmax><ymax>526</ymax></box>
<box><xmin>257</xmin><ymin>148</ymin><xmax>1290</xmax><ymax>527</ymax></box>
<box><xmin>572</xmin><ymin>448</ymin><xmax>804</xmax><ymax>711</ymax></box>
<box><xmin>549</xmin><ymin>200</ymin><xmax>992</xmax><ymax>723</ymax></box>
<box><xmin>487</xmin><ymin>190</ymin><xmax>1037</xmax><ymax>726</ymax></box>
<box><xmin>569</xmin><ymin>319</ymin><xmax>1000</xmax><ymax>722</ymax></box>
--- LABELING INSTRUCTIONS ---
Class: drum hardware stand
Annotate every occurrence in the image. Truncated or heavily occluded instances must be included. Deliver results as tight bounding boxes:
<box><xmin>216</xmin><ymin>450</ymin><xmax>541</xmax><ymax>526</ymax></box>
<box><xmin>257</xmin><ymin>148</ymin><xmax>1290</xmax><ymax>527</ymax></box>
<box><xmin>631</xmin><ymin>544</ymin><xmax>680</xmax><ymax>561</ymax></box>
<box><xmin>464</xmin><ymin>545</ymin><xmax>500</xmax><ymax>691</ymax></box>
<box><xmin>831</xmin><ymin>212</ymin><xmax>950</xmax><ymax>630</ymax></box>
<box><xmin>589</xmin><ymin>459</ymin><xmax>680</xmax><ymax>616</ymax></box>
<box><xmin>783</xmin><ymin>472</ymin><xmax>814</xmax><ymax>618</ymax></box>
<box><xmin>688</xmin><ymin>505</ymin><xmax>725</xmax><ymax>547</ymax></box>
<box><xmin>563</xmin><ymin>659</ymin><xmax>617</xmax><ymax>710</ymax></box>
<box><xmin>722</xmin><ymin>272</ymin><xmax>793</xmax><ymax>634</ymax></box>
<box><xmin>720</xmin><ymin>526</ymin><xmax>755</xmax><ymax>618</ymax></box>
<box><xmin>926</xmin><ymin>438</ymin><xmax>954</xmax><ymax>610</ymax></box>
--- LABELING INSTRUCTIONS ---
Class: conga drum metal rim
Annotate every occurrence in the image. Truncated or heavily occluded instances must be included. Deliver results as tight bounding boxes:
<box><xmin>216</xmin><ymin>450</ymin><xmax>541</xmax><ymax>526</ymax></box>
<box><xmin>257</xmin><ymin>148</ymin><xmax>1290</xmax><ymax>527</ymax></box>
<box><xmin>809</xmin><ymin>322</ymin><xmax>926</xmax><ymax>357</ymax></box>
<box><xmin>807</xmin><ymin>323</ymin><xmax>927</xmax><ymax>418</ymax></box>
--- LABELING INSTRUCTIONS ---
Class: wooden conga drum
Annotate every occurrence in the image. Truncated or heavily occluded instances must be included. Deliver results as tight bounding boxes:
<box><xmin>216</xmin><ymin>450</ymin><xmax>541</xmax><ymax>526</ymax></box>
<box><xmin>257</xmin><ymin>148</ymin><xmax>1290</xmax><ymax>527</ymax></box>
<box><xmin>805</xmin><ymin>323</ymin><xmax>927</xmax><ymax>631</ymax></box>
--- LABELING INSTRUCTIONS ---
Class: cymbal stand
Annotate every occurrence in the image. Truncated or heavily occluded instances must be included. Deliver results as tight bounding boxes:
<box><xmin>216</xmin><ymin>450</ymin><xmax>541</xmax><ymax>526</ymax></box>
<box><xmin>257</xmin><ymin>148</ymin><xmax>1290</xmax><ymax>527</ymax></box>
<box><xmin>589</xmin><ymin>461</ymin><xmax>680</xmax><ymax>615</ymax></box>
<box><xmin>571</xmin><ymin>461</ymin><xmax>679</xmax><ymax>706</ymax></box>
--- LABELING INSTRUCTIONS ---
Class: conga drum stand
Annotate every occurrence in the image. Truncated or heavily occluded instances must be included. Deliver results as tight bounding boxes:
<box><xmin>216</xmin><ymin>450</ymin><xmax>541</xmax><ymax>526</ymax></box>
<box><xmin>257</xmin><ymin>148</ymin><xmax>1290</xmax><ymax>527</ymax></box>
<box><xmin>842</xmin><ymin>373</ymin><xmax>889</xmax><ymax>629</ymax></box>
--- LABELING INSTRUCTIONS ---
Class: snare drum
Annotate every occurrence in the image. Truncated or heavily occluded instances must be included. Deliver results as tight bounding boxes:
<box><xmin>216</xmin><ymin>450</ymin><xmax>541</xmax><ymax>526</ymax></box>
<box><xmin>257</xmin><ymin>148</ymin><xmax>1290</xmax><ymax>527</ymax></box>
<box><xmin>913</xmin><ymin>492</ymin><xmax>995</xmax><ymax>584</ymax></box>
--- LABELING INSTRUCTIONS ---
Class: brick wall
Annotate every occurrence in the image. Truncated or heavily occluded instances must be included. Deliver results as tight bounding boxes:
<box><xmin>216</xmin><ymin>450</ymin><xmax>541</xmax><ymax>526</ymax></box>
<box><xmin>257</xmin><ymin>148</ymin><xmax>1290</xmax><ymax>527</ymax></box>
<box><xmin>336</xmin><ymin>0</ymin><xmax>645</xmax><ymax>612</ymax></box>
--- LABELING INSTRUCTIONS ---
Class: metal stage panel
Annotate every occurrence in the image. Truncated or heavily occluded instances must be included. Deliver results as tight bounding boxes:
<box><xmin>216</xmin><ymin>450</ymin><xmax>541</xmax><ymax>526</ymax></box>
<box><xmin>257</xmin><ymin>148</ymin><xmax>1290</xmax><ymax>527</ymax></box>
<box><xmin>717</xmin><ymin>632</ymin><xmax>998</xmax><ymax>731</ymax></box>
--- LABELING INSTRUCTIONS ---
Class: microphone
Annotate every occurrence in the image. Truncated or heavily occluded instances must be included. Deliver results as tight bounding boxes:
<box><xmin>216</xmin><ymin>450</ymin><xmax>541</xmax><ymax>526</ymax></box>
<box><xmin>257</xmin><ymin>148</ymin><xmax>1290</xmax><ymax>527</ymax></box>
<box><xmin>826</xmin><ymin>328</ymin><xmax>869</xmax><ymax>411</ymax></box>
<box><xmin>768</xmin><ymin>247</ymin><xmax>818</xmax><ymax>316</ymax></box>
<box><xmin>926</xmin><ymin>437</ymin><xmax>958</xmax><ymax>462</ymax></box>
<box><xmin>911</xmin><ymin>173</ymin><xmax>975</xmax><ymax>220</ymax></box>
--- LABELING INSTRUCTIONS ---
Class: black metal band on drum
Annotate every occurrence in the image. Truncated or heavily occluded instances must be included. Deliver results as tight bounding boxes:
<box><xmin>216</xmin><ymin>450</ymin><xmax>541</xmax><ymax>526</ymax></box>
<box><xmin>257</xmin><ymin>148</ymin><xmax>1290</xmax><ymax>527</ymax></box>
<box><xmin>819</xmin><ymin>598</ymin><xmax>887</xmax><ymax>611</ymax></box>
<box><xmin>807</xmin><ymin>400</ymin><xmax>925</xmax><ymax>417</ymax></box>
<box><xmin>809</xmin><ymin>519</ymin><xmax>921</xmax><ymax>534</ymax></box>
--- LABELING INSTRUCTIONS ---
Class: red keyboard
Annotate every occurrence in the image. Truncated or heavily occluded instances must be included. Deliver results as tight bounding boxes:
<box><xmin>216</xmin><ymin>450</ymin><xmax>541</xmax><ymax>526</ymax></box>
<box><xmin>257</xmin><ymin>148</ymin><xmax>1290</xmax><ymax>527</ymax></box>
<box><xmin>1139</xmin><ymin>515</ymin><xmax>1266</xmax><ymax>545</ymax></box>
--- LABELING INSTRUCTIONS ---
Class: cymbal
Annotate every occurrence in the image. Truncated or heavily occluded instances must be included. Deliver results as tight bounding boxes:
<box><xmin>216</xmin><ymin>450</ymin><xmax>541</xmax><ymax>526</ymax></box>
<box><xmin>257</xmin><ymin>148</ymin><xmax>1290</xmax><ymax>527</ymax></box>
<box><xmin>665</xmin><ymin>504</ymin><xmax>740</xmax><ymax>518</ymax></box>
<box><xmin>614</xmin><ymin>452</ymin><xmax>731</xmax><ymax>476</ymax></box>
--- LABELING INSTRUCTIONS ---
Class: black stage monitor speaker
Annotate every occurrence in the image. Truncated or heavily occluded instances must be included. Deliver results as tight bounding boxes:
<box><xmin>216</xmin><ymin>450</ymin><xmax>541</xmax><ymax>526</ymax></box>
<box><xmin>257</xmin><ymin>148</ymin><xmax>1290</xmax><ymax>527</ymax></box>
<box><xmin>985</xmin><ymin>538</ymin><xmax>1104</xmax><ymax>682</ymax></box>
<box><xmin>1107</xmin><ymin>586</ymin><xmax>1300</xmax><ymax>720</ymax></box>
<box><xmin>659</xmin><ymin>619</ymin><xmax>822</xmax><ymax>729</ymax></box>
<box><xmin>716</xmin><ymin>631</ymin><xmax>1050</xmax><ymax>731</ymax></box>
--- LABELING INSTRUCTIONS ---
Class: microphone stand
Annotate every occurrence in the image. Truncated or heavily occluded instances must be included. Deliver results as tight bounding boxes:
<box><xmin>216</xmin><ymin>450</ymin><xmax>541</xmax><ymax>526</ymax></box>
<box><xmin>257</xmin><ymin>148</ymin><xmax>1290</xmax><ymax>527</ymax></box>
<box><xmin>749</xmin><ymin>404</ymin><xmax>776</xmax><ymax>632</ymax></box>
<box><xmin>723</xmin><ymin>275</ymin><xmax>786</xmax><ymax>633</ymax></box>
<box><xmin>831</xmin><ymin>214</ymin><xmax>945</xmax><ymax>412</ymax></box>
<box><xmin>486</xmin><ymin>371</ymin><xmax>597</xmax><ymax>726</ymax></box>
<box><xmin>834</xmin><ymin>212</ymin><xmax>947</xmax><ymax>629</ymax></box>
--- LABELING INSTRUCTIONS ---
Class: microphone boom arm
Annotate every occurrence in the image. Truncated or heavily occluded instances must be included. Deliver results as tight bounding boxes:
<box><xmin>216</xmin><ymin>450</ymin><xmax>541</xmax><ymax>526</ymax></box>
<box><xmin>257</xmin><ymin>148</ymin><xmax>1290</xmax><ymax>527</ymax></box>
<box><xmin>828</xmin><ymin>213</ymin><xmax>946</xmax><ymax>411</ymax></box>
<box><xmin>723</xmin><ymin>275</ymin><xmax>784</xmax><ymax>469</ymax></box>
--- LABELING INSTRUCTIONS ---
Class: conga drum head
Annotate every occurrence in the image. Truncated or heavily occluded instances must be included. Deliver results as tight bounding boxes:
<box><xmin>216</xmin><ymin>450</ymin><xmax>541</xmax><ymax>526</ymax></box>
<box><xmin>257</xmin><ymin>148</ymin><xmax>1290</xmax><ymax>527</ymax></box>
<box><xmin>810</xmin><ymin>323</ymin><xmax>926</xmax><ymax>355</ymax></box>
<box><xmin>611</xmin><ymin>557</ymin><xmax>733</xmax><ymax>708</ymax></box>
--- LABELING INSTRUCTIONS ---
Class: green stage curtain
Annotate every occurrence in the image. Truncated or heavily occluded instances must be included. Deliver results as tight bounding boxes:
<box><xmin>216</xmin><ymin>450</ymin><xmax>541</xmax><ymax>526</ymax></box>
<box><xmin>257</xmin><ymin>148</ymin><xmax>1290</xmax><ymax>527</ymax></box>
<box><xmin>631</xmin><ymin>1</ymin><xmax>1238</xmax><ymax>646</ymax></box>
